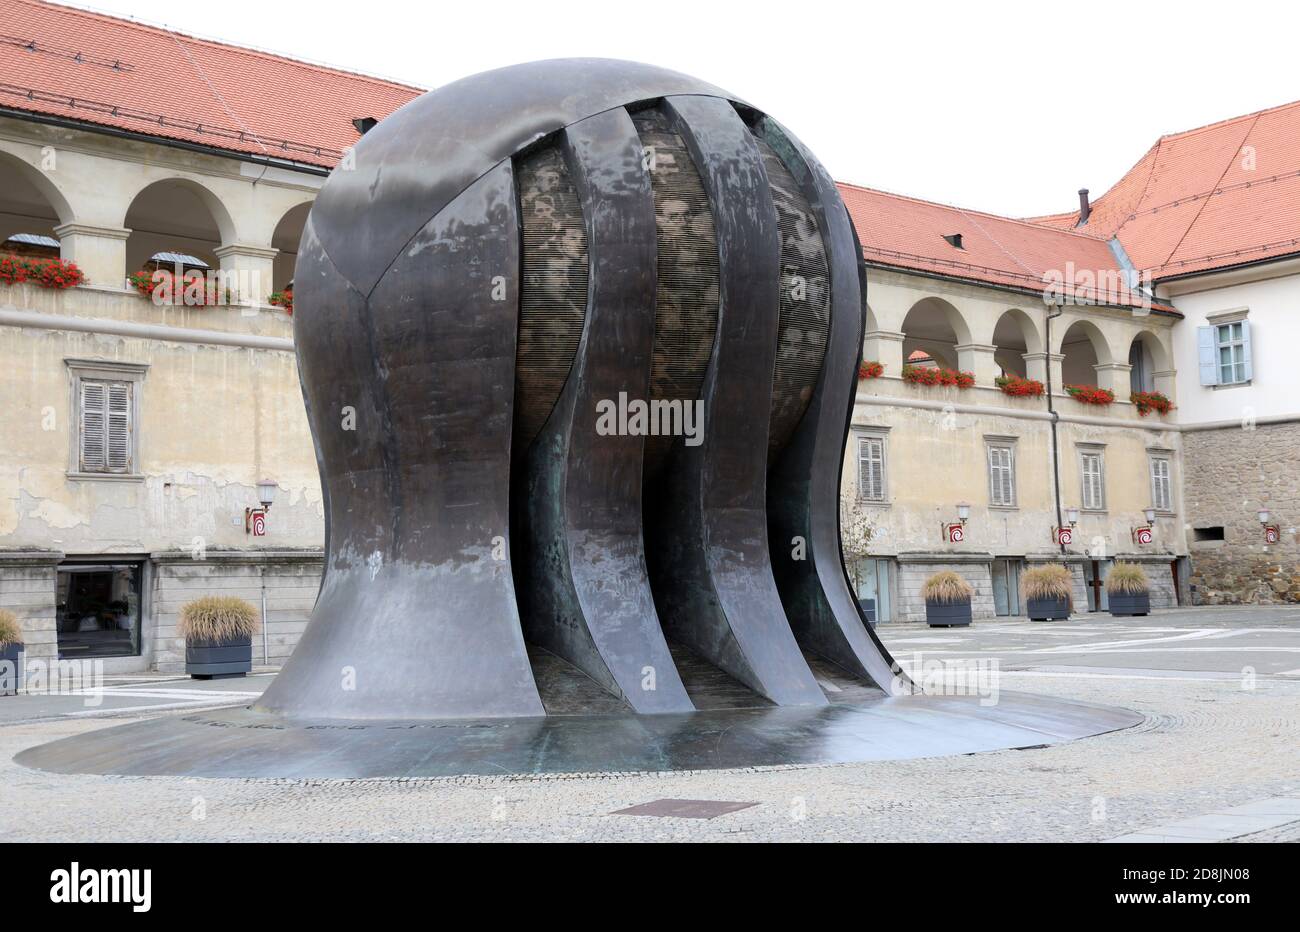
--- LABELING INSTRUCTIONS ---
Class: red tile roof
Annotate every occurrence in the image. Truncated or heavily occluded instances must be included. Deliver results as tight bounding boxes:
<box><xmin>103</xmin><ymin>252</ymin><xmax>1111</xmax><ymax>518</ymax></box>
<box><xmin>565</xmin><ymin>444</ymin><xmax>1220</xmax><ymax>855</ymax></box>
<box><xmin>1029</xmin><ymin>99</ymin><xmax>1300</xmax><ymax>280</ymax></box>
<box><xmin>0</xmin><ymin>3</ymin><xmax>1204</xmax><ymax>307</ymax></box>
<box><xmin>0</xmin><ymin>0</ymin><xmax>421</xmax><ymax>168</ymax></box>
<box><xmin>838</xmin><ymin>183</ymin><xmax>1173</xmax><ymax>312</ymax></box>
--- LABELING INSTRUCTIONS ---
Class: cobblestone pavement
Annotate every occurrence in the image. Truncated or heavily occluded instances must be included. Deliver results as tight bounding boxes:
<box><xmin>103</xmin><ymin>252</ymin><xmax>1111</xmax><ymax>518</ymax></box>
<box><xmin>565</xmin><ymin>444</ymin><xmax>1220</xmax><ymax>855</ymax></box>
<box><xmin>2</xmin><ymin>607</ymin><xmax>1297</xmax><ymax>841</ymax></box>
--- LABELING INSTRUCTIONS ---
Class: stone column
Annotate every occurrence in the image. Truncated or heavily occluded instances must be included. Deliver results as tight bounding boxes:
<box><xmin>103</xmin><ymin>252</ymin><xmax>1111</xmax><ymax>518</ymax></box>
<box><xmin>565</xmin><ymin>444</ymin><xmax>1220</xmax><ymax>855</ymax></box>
<box><xmin>215</xmin><ymin>244</ymin><xmax>279</xmax><ymax>307</ymax></box>
<box><xmin>1094</xmin><ymin>362</ymin><xmax>1134</xmax><ymax>399</ymax></box>
<box><xmin>1022</xmin><ymin>351</ymin><xmax>1063</xmax><ymax>388</ymax></box>
<box><xmin>955</xmin><ymin>342</ymin><xmax>999</xmax><ymax>386</ymax></box>
<box><xmin>54</xmin><ymin>223</ymin><xmax>130</xmax><ymax>289</ymax></box>
<box><xmin>864</xmin><ymin>329</ymin><xmax>905</xmax><ymax>378</ymax></box>
<box><xmin>1154</xmin><ymin>368</ymin><xmax>1176</xmax><ymax>398</ymax></box>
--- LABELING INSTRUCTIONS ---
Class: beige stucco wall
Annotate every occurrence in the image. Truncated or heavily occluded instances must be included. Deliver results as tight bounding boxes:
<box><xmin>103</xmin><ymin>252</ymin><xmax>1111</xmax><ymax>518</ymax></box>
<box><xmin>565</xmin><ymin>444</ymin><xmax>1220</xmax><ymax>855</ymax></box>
<box><xmin>0</xmin><ymin>285</ymin><xmax>322</xmax><ymax>554</ymax></box>
<box><xmin>848</xmin><ymin>270</ymin><xmax>1186</xmax><ymax>620</ymax></box>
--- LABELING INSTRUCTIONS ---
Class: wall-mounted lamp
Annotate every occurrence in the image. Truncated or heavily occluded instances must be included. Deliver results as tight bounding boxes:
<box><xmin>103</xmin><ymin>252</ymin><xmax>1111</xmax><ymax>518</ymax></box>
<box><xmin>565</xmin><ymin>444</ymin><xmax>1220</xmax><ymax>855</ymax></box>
<box><xmin>245</xmin><ymin>479</ymin><xmax>278</xmax><ymax>536</ymax></box>
<box><xmin>1132</xmin><ymin>506</ymin><xmax>1156</xmax><ymax>545</ymax></box>
<box><xmin>942</xmin><ymin>503</ymin><xmax>971</xmax><ymax>543</ymax></box>
<box><xmin>1053</xmin><ymin>506</ymin><xmax>1079</xmax><ymax>546</ymax></box>
<box><xmin>1259</xmin><ymin>508</ymin><xmax>1280</xmax><ymax>544</ymax></box>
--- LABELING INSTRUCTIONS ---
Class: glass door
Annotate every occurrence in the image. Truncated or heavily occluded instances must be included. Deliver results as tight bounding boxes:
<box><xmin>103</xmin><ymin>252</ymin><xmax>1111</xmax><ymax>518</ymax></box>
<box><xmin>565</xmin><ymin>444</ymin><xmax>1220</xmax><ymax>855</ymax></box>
<box><xmin>1083</xmin><ymin>559</ymin><xmax>1111</xmax><ymax>611</ymax></box>
<box><xmin>991</xmin><ymin>558</ymin><xmax>1023</xmax><ymax>616</ymax></box>
<box><xmin>850</xmin><ymin>558</ymin><xmax>893</xmax><ymax>624</ymax></box>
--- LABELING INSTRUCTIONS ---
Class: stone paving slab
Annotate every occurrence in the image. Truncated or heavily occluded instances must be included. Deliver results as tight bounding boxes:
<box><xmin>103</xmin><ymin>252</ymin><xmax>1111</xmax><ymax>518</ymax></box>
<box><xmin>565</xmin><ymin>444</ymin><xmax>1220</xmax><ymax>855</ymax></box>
<box><xmin>1105</xmin><ymin>797</ymin><xmax>1300</xmax><ymax>843</ymax></box>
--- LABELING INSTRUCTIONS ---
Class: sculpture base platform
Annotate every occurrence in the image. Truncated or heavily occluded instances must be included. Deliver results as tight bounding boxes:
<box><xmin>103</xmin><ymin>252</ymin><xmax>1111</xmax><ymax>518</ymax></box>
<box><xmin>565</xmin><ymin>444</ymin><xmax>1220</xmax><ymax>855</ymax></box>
<box><xmin>16</xmin><ymin>691</ymin><xmax>1141</xmax><ymax>779</ymax></box>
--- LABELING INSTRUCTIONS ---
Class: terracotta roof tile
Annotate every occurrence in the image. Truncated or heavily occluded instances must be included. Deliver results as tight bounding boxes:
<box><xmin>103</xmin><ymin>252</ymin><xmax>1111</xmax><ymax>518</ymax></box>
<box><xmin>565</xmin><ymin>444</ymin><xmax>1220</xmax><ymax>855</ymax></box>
<box><xmin>1026</xmin><ymin>99</ymin><xmax>1300</xmax><ymax>279</ymax></box>
<box><xmin>838</xmin><ymin>183</ymin><xmax>1171</xmax><ymax>312</ymax></box>
<box><xmin>0</xmin><ymin>0</ymin><xmax>421</xmax><ymax>168</ymax></box>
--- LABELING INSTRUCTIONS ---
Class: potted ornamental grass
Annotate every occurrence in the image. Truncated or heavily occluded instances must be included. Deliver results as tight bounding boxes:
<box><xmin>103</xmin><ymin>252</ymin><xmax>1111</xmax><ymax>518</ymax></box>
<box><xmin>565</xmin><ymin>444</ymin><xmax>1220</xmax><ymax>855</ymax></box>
<box><xmin>1107</xmin><ymin>562</ymin><xmax>1151</xmax><ymax>617</ymax></box>
<box><xmin>178</xmin><ymin>596</ymin><xmax>260</xmax><ymax>679</ymax></box>
<box><xmin>1021</xmin><ymin>564</ymin><xmax>1072</xmax><ymax>621</ymax></box>
<box><xmin>0</xmin><ymin>609</ymin><xmax>24</xmax><ymax>696</ymax></box>
<box><xmin>923</xmin><ymin>570</ymin><xmax>974</xmax><ymax>627</ymax></box>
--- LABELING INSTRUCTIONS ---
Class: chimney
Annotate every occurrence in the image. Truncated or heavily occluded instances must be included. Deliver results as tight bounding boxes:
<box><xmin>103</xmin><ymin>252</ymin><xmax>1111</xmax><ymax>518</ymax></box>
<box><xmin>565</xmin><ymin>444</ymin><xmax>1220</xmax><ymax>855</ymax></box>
<box><xmin>1077</xmin><ymin>188</ymin><xmax>1091</xmax><ymax>225</ymax></box>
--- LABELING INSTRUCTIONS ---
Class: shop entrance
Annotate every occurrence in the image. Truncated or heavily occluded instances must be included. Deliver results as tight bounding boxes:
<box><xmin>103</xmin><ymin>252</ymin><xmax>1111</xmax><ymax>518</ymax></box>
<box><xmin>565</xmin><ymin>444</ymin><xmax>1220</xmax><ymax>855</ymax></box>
<box><xmin>56</xmin><ymin>562</ymin><xmax>144</xmax><ymax>658</ymax></box>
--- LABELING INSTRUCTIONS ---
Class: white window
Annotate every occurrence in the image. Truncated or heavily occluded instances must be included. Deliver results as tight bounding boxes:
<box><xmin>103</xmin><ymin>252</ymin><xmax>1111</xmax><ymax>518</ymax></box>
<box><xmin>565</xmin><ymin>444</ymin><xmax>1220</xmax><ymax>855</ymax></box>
<box><xmin>1216</xmin><ymin>322</ymin><xmax>1248</xmax><ymax>384</ymax></box>
<box><xmin>987</xmin><ymin>444</ymin><xmax>1016</xmax><ymax>507</ymax></box>
<box><xmin>1198</xmin><ymin>318</ymin><xmax>1252</xmax><ymax>386</ymax></box>
<box><xmin>857</xmin><ymin>435</ymin><xmax>886</xmax><ymax>502</ymax></box>
<box><xmin>1150</xmin><ymin>456</ymin><xmax>1172</xmax><ymax>512</ymax></box>
<box><xmin>66</xmin><ymin>359</ymin><xmax>147</xmax><ymax>479</ymax></box>
<box><xmin>1080</xmin><ymin>450</ymin><xmax>1105</xmax><ymax>511</ymax></box>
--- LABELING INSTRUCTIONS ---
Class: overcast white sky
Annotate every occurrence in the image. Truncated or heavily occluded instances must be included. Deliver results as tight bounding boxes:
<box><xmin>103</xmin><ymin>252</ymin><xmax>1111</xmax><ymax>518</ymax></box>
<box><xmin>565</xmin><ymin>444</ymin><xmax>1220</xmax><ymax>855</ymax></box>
<box><xmin>70</xmin><ymin>0</ymin><xmax>1300</xmax><ymax>217</ymax></box>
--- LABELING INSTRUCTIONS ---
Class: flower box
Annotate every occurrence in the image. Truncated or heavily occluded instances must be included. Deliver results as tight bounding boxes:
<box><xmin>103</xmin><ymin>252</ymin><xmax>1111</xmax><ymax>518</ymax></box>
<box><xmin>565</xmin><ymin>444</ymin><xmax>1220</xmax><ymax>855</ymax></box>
<box><xmin>902</xmin><ymin>364</ymin><xmax>975</xmax><ymax>389</ymax></box>
<box><xmin>0</xmin><ymin>255</ymin><xmax>86</xmax><ymax>289</ymax></box>
<box><xmin>1131</xmin><ymin>390</ymin><xmax>1173</xmax><ymax>416</ymax></box>
<box><xmin>1064</xmin><ymin>384</ymin><xmax>1115</xmax><ymax>406</ymax></box>
<box><xmin>129</xmin><ymin>269</ymin><xmax>230</xmax><ymax>306</ymax></box>
<box><xmin>995</xmin><ymin>374</ymin><xmax>1044</xmax><ymax>397</ymax></box>
<box><xmin>268</xmin><ymin>289</ymin><xmax>294</xmax><ymax>316</ymax></box>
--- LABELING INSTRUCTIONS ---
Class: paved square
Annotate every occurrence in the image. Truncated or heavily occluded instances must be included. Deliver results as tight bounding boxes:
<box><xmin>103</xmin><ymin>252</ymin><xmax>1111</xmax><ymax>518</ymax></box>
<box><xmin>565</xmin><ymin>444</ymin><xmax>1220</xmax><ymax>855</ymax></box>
<box><xmin>2</xmin><ymin>606</ymin><xmax>1297</xmax><ymax>842</ymax></box>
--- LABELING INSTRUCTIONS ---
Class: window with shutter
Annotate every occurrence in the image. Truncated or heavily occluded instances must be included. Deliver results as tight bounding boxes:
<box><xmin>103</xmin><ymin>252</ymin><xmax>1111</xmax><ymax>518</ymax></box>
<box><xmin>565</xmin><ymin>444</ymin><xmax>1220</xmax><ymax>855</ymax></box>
<box><xmin>78</xmin><ymin>378</ymin><xmax>132</xmax><ymax>473</ymax></box>
<box><xmin>987</xmin><ymin>445</ymin><xmax>1015</xmax><ymax>506</ymax></box>
<box><xmin>857</xmin><ymin>436</ymin><xmax>886</xmax><ymax>502</ymax></box>
<box><xmin>1080</xmin><ymin>452</ymin><xmax>1105</xmax><ymax>510</ymax></box>
<box><xmin>1151</xmin><ymin>457</ymin><xmax>1172</xmax><ymax>512</ymax></box>
<box><xmin>79</xmin><ymin>381</ymin><xmax>107</xmax><ymax>471</ymax></box>
<box><xmin>1214</xmin><ymin>321</ymin><xmax>1251</xmax><ymax>384</ymax></box>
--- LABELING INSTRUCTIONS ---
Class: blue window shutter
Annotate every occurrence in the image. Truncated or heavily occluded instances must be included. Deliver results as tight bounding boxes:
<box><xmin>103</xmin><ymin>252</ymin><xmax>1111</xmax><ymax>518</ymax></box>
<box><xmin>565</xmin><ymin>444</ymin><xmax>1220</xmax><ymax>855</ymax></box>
<box><xmin>1197</xmin><ymin>326</ymin><xmax>1218</xmax><ymax>385</ymax></box>
<box><xmin>1239</xmin><ymin>320</ymin><xmax>1253</xmax><ymax>382</ymax></box>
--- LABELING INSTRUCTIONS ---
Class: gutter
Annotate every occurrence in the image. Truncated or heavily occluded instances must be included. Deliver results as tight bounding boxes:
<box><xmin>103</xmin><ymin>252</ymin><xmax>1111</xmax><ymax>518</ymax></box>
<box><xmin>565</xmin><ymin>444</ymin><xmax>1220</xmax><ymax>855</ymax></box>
<box><xmin>1154</xmin><ymin>248</ymin><xmax>1300</xmax><ymax>285</ymax></box>
<box><xmin>0</xmin><ymin>106</ymin><xmax>333</xmax><ymax>177</ymax></box>
<box><xmin>861</xmin><ymin>259</ymin><xmax>1182</xmax><ymax>318</ymax></box>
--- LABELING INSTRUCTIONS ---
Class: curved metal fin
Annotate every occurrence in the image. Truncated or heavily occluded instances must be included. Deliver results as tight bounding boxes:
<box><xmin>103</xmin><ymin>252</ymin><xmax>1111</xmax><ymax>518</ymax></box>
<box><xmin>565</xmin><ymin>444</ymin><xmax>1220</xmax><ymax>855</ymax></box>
<box><xmin>516</xmin><ymin>111</ymin><xmax>694</xmax><ymax>714</ymax></box>
<box><xmin>259</xmin><ymin>162</ymin><xmax>545</xmax><ymax>720</ymax></box>
<box><xmin>644</xmin><ymin>95</ymin><xmax>827</xmax><ymax>708</ymax></box>
<box><xmin>755</xmin><ymin>115</ymin><xmax>908</xmax><ymax>695</ymax></box>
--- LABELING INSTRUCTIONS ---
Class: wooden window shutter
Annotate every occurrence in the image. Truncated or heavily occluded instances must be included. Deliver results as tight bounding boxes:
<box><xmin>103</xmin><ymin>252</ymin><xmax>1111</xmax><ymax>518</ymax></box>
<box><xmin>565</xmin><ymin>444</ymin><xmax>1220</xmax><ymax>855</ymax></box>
<box><xmin>79</xmin><ymin>379</ymin><xmax>132</xmax><ymax>473</ymax></box>
<box><xmin>1197</xmin><ymin>326</ymin><xmax>1218</xmax><ymax>386</ymax></box>
<box><xmin>106</xmin><ymin>382</ymin><xmax>132</xmax><ymax>471</ymax></box>
<box><xmin>1082</xmin><ymin>453</ymin><xmax>1104</xmax><ymax>510</ymax></box>
<box><xmin>79</xmin><ymin>381</ymin><xmax>107</xmax><ymax>471</ymax></box>
<box><xmin>858</xmin><ymin>437</ymin><xmax>884</xmax><ymax>501</ymax></box>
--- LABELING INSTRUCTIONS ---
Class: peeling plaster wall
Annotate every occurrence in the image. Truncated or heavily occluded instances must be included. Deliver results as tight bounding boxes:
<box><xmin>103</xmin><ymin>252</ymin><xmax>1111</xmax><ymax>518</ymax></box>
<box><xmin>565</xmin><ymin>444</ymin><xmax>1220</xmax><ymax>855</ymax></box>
<box><xmin>0</xmin><ymin>290</ymin><xmax>323</xmax><ymax>554</ymax></box>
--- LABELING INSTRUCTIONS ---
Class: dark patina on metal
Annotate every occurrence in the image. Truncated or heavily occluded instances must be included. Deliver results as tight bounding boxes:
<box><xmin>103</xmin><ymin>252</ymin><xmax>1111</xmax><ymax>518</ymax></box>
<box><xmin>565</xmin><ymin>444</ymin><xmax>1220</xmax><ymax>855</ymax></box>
<box><xmin>256</xmin><ymin>57</ymin><xmax>902</xmax><ymax>722</ymax></box>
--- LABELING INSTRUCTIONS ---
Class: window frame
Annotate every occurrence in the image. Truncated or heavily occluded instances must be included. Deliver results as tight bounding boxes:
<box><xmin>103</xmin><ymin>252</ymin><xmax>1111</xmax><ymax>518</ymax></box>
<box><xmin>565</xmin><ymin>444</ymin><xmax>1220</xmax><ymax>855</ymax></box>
<box><xmin>1214</xmin><ymin>321</ymin><xmax>1248</xmax><ymax>385</ymax></box>
<box><xmin>1077</xmin><ymin>445</ymin><xmax>1107</xmax><ymax>513</ymax></box>
<box><xmin>854</xmin><ymin>428</ymin><xmax>889</xmax><ymax>504</ymax></box>
<box><xmin>1148</xmin><ymin>450</ymin><xmax>1174</xmax><ymax>515</ymax></box>
<box><xmin>66</xmin><ymin>358</ymin><xmax>148</xmax><ymax>482</ymax></box>
<box><xmin>984</xmin><ymin>435</ymin><xmax>1018</xmax><ymax>509</ymax></box>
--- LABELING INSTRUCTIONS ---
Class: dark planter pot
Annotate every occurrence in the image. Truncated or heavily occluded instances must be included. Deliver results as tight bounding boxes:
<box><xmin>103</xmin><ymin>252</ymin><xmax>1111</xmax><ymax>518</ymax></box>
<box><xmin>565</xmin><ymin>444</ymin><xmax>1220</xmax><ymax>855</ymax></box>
<box><xmin>1026</xmin><ymin>596</ymin><xmax>1070</xmax><ymax>621</ymax></box>
<box><xmin>858</xmin><ymin>598</ymin><xmax>877</xmax><ymax>626</ymax></box>
<box><xmin>186</xmin><ymin>634</ymin><xmax>252</xmax><ymax>679</ymax></box>
<box><xmin>0</xmin><ymin>642</ymin><xmax>22</xmax><ymax>696</ymax></box>
<box><xmin>925</xmin><ymin>598</ymin><xmax>972</xmax><ymax>627</ymax></box>
<box><xmin>1108</xmin><ymin>591</ymin><xmax>1150</xmax><ymax>617</ymax></box>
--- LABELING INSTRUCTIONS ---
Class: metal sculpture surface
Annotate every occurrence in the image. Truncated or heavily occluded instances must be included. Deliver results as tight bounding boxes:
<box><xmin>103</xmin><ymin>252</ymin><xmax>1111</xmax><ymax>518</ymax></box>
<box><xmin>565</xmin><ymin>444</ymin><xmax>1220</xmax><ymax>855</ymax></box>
<box><xmin>257</xmin><ymin>58</ymin><xmax>902</xmax><ymax>721</ymax></box>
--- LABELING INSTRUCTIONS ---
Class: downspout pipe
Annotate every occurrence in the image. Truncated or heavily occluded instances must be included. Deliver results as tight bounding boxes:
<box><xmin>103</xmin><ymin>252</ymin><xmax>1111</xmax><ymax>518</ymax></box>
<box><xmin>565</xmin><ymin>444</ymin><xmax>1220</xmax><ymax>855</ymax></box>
<box><xmin>1045</xmin><ymin>303</ymin><xmax>1066</xmax><ymax>554</ymax></box>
